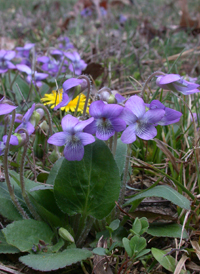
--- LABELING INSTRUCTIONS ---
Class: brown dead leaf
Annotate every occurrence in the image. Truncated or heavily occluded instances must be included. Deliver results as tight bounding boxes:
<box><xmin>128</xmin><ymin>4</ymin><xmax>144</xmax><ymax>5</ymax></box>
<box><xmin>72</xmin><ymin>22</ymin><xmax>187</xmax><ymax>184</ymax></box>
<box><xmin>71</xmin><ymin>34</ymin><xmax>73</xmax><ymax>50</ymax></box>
<box><xmin>191</xmin><ymin>240</ymin><xmax>200</xmax><ymax>260</ymax></box>
<box><xmin>139</xmin><ymin>19</ymin><xmax>167</xmax><ymax>42</ymax></box>
<box><xmin>186</xmin><ymin>261</ymin><xmax>200</xmax><ymax>271</ymax></box>
<box><xmin>179</xmin><ymin>0</ymin><xmax>200</xmax><ymax>35</ymax></box>
<box><xmin>142</xmin><ymin>46</ymin><xmax>200</xmax><ymax>65</ymax></box>
<box><xmin>0</xmin><ymin>37</ymin><xmax>16</xmax><ymax>50</ymax></box>
<box><xmin>154</xmin><ymin>139</ymin><xmax>179</xmax><ymax>173</ymax></box>
<box><xmin>82</xmin><ymin>62</ymin><xmax>104</xmax><ymax>80</ymax></box>
<box><xmin>111</xmin><ymin>0</ymin><xmax>132</xmax><ymax>6</ymax></box>
<box><xmin>174</xmin><ymin>254</ymin><xmax>188</xmax><ymax>274</ymax></box>
<box><xmin>93</xmin><ymin>236</ymin><xmax>113</xmax><ymax>274</ymax></box>
<box><xmin>73</xmin><ymin>0</ymin><xmax>107</xmax><ymax>13</ymax></box>
<box><xmin>57</xmin><ymin>11</ymin><xmax>75</xmax><ymax>30</ymax></box>
<box><xmin>129</xmin><ymin>210</ymin><xmax>177</xmax><ymax>223</ymax></box>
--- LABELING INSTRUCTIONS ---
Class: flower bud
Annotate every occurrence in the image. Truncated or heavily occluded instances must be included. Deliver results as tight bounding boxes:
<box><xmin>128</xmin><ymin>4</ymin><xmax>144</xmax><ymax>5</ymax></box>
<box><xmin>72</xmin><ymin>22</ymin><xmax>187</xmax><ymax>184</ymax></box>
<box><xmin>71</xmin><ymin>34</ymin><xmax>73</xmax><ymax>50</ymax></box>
<box><xmin>49</xmin><ymin>149</ymin><xmax>59</xmax><ymax>163</ymax></box>
<box><xmin>107</xmin><ymin>94</ymin><xmax>116</xmax><ymax>104</ymax></box>
<box><xmin>98</xmin><ymin>90</ymin><xmax>110</xmax><ymax>102</ymax></box>
<box><xmin>39</xmin><ymin>120</ymin><xmax>49</xmax><ymax>133</ymax></box>
<box><xmin>30</xmin><ymin>109</ymin><xmax>44</xmax><ymax>127</ymax></box>
<box><xmin>58</xmin><ymin>227</ymin><xmax>74</xmax><ymax>243</ymax></box>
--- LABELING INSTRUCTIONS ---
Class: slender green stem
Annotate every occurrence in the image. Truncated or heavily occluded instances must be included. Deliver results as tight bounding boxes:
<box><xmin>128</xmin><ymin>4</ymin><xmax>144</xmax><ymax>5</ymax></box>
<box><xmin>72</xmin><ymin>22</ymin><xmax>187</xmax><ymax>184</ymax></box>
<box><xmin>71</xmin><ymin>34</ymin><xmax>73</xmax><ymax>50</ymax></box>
<box><xmin>3</xmin><ymin>110</ymin><xmax>29</xmax><ymax>219</ymax></box>
<box><xmin>16</xmin><ymin>129</ymin><xmax>41</xmax><ymax>220</ymax></box>
<box><xmin>109</xmin><ymin>136</ymin><xmax>113</xmax><ymax>151</ymax></box>
<box><xmin>22</xmin><ymin>83</ymin><xmax>33</xmax><ymax>111</ymax></box>
<box><xmin>56</xmin><ymin>56</ymin><xmax>66</xmax><ymax>80</ymax></box>
<box><xmin>112</xmin><ymin>132</ymin><xmax>118</xmax><ymax>156</ymax></box>
<box><xmin>116</xmin><ymin>144</ymin><xmax>131</xmax><ymax>217</ymax></box>
<box><xmin>15</xmin><ymin>83</ymin><xmax>28</xmax><ymax>107</ymax></box>
<box><xmin>78</xmin><ymin>75</ymin><xmax>91</xmax><ymax>118</ymax></box>
<box><xmin>76</xmin><ymin>215</ymin><xmax>94</xmax><ymax>247</ymax></box>
<box><xmin>141</xmin><ymin>71</ymin><xmax>166</xmax><ymax>99</ymax></box>
<box><xmin>74</xmin><ymin>94</ymin><xmax>81</xmax><ymax>117</ymax></box>
<box><xmin>10</xmin><ymin>71</ymin><xmax>19</xmax><ymax>90</ymax></box>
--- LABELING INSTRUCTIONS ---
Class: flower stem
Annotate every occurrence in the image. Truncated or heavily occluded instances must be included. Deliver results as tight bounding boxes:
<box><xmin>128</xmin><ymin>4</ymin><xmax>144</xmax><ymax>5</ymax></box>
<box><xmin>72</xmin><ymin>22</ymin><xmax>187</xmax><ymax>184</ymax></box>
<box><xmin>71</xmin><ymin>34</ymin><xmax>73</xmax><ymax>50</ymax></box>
<box><xmin>116</xmin><ymin>144</ymin><xmax>131</xmax><ymax>217</ymax></box>
<box><xmin>76</xmin><ymin>215</ymin><xmax>94</xmax><ymax>247</ymax></box>
<box><xmin>78</xmin><ymin>75</ymin><xmax>91</xmax><ymax>118</ymax></box>
<box><xmin>112</xmin><ymin>132</ymin><xmax>118</xmax><ymax>156</ymax></box>
<box><xmin>16</xmin><ymin>129</ymin><xmax>41</xmax><ymax>220</ymax></box>
<box><xmin>141</xmin><ymin>71</ymin><xmax>166</xmax><ymax>99</ymax></box>
<box><xmin>3</xmin><ymin>110</ymin><xmax>29</xmax><ymax>219</ymax></box>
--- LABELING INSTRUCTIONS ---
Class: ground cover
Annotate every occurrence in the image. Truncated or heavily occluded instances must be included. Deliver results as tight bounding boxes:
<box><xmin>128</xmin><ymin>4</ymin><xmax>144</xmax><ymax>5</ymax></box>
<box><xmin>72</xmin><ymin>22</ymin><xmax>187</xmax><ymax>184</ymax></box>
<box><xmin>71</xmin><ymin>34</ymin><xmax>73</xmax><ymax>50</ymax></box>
<box><xmin>0</xmin><ymin>0</ymin><xmax>200</xmax><ymax>273</ymax></box>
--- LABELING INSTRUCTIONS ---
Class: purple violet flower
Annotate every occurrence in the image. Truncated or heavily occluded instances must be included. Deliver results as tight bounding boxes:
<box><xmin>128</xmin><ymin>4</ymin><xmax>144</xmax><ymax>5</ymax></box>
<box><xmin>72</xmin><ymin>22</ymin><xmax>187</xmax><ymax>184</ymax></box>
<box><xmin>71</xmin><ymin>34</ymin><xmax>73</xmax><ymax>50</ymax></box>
<box><xmin>48</xmin><ymin>114</ymin><xmax>95</xmax><ymax>161</ymax></box>
<box><xmin>0</xmin><ymin>134</ymin><xmax>19</xmax><ymax>156</ymax></box>
<box><xmin>100</xmin><ymin>7</ymin><xmax>107</xmax><ymax>16</ymax></box>
<box><xmin>58</xmin><ymin>37</ymin><xmax>74</xmax><ymax>50</ymax></box>
<box><xmin>16</xmin><ymin>43</ymin><xmax>35</xmax><ymax>59</ymax></box>
<box><xmin>146</xmin><ymin>100</ymin><xmax>182</xmax><ymax>126</ymax></box>
<box><xmin>16</xmin><ymin>64</ymin><xmax>48</xmax><ymax>87</ymax></box>
<box><xmin>15</xmin><ymin>104</ymin><xmax>35</xmax><ymax>135</ymax></box>
<box><xmin>0</xmin><ymin>97</ymin><xmax>17</xmax><ymax>115</ymax></box>
<box><xmin>16</xmin><ymin>43</ymin><xmax>35</xmax><ymax>66</ymax></box>
<box><xmin>120</xmin><ymin>95</ymin><xmax>165</xmax><ymax>144</ymax></box>
<box><xmin>119</xmin><ymin>14</ymin><xmax>127</xmax><ymax>24</ymax></box>
<box><xmin>84</xmin><ymin>100</ymin><xmax>126</xmax><ymax>140</ymax></box>
<box><xmin>64</xmin><ymin>51</ymin><xmax>87</xmax><ymax>75</ymax></box>
<box><xmin>50</xmin><ymin>49</ymin><xmax>63</xmax><ymax>57</ymax></box>
<box><xmin>80</xmin><ymin>7</ymin><xmax>93</xmax><ymax>17</ymax></box>
<box><xmin>54</xmin><ymin>77</ymin><xmax>88</xmax><ymax>110</ymax></box>
<box><xmin>0</xmin><ymin>50</ymin><xmax>16</xmax><ymax>73</ymax></box>
<box><xmin>37</xmin><ymin>56</ymin><xmax>60</xmax><ymax>76</ymax></box>
<box><xmin>156</xmin><ymin>74</ymin><xmax>200</xmax><ymax>95</ymax></box>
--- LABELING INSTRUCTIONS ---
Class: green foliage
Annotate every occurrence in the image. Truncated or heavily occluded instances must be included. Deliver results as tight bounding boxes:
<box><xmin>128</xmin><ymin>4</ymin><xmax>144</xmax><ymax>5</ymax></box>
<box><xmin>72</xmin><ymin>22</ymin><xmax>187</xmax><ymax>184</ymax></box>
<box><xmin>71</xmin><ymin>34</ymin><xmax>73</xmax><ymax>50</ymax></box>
<box><xmin>19</xmin><ymin>248</ymin><xmax>93</xmax><ymax>271</ymax></box>
<box><xmin>0</xmin><ymin>198</ymin><xmax>23</xmax><ymax>221</ymax></box>
<box><xmin>130</xmin><ymin>217</ymin><xmax>149</xmax><ymax>236</ymax></box>
<box><xmin>115</xmin><ymin>138</ymin><xmax>127</xmax><ymax>176</ymax></box>
<box><xmin>147</xmin><ymin>223</ymin><xmax>188</xmax><ymax>239</ymax></box>
<box><xmin>53</xmin><ymin>140</ymin><xmax>121</xmax><ymax>219</ymax></box>
<box><xmin>123</xmin><ymin>235</ymin><xmax>149</xmax><ymax>258</ymax></box>
<box><xmin>0</xmin><ymin>230</ymin><xmax>20</xmax><ymax>254</ymax></box>
<box><xmin>124</xmin><ymin>185</ymin><xmax>191</xmax><ymax>210</ymax></box>
<box><xmin>2</xmin><ymin>220</ymin><xmax>54</xmax><ymax>252</ymax></box>
<box><xmin>151</xmin><ymin>248</ymin><xmax>186</xmax><ymax>274</ymax></box>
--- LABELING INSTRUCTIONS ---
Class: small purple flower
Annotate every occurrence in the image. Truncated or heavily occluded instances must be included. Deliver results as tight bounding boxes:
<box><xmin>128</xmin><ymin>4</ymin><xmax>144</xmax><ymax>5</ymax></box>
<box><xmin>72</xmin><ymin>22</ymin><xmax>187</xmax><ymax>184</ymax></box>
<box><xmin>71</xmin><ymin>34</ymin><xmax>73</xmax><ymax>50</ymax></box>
<box><xmin>100</xmin><ymin>7</ymin><xmax>107</xmax><ymax>16</ymax></box>
<box><xmin>58</xmin><ymin>37</ymin><xmax>74</xmax><ymax>50</ymax></box>
<box><xmin>37</xmin><ymin>56</ymin><xmax>60</xmax><ymax>76</ymax></box>
<box><xmin>50</xmin><ymin>49</ymin><xmax>64</xmax><ymax>59</ymax></box>
<box><xmin>48</xmin><ymin>114</ymin><xmax>95</xmax><ymax>161</ymax></box>
<box><xmin>146</xmin><ymin>100</ymin><xmax>182</xmax><ymax>126</ymax></box>
<box><xmin>80</xmin><ymin>7</ymin><xmax>92</xmax><ymax>17</ymax></box>
<box><xmin>156</xmin><ymin>74</ymin><xmax>200</xmax><ymax>95</ymax></box>
<box><xmin>0</xmin><ymin>50</ymin><xmax>16</xmax><ymax>73</ymax></box>
<box><xmin>64</xmin><ymin>51</ymin><xmax>87</xmax><ymax>75</ymax></box>
<box><xmin>183</xmin><ymin>75</ymin><xmax>198</xmax><ymax>83</ymax></box>
<box><xmin>115</xmin><ymin>93</ymin><xmax>126</xmax><ymax>104</ymax></box>
<box><xmin>16</xmin><ymin>43</ymin><xmax>35</xmax><ymax>59</ymax></box>
<box><xmin>120</xmin><ymin>95</ymin><xmax>165</xmax><ymax>144</ymax></box>
<box><xmin>119</xmin><ymin>14</ymin><xmax>127</xmax><ymax>24</ymax></box>
<box><xmin>16</xmin><ymin>64</ymin><xmax>48</xmax><ymax>87</ymax></box>
<box><xmin>0</xmin><ymin>98</ymin><xmax>17</xmax><ymax>115</ymax></box>
<box><xmin>0</xmin><ymin>134</ymin><xmax>19</xmax><ymax>156</ymax></box>
<box><xmin>54</xmin><ymin>77</ymin><xmax>88</xmax><ymax>110</ymax></box>
<box><xmin>15</xmin><ymin>104</ymin><xmax>35</xmax><ymax>135</ymax></box>
<box><xmin>84</xmin><ymin>100</ymin><xmax>126</xmax><ymax>140</ymax></box>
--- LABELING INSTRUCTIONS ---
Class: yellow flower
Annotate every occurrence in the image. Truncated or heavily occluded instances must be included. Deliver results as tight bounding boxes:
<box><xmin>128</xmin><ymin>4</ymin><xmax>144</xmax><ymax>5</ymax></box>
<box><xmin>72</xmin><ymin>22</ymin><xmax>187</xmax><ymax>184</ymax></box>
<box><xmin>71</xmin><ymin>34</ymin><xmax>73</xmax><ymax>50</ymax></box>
<box><xmin>41</xmin><ymin>89</ymin><xmax>89</xmax><ymax>113</ymax></box>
